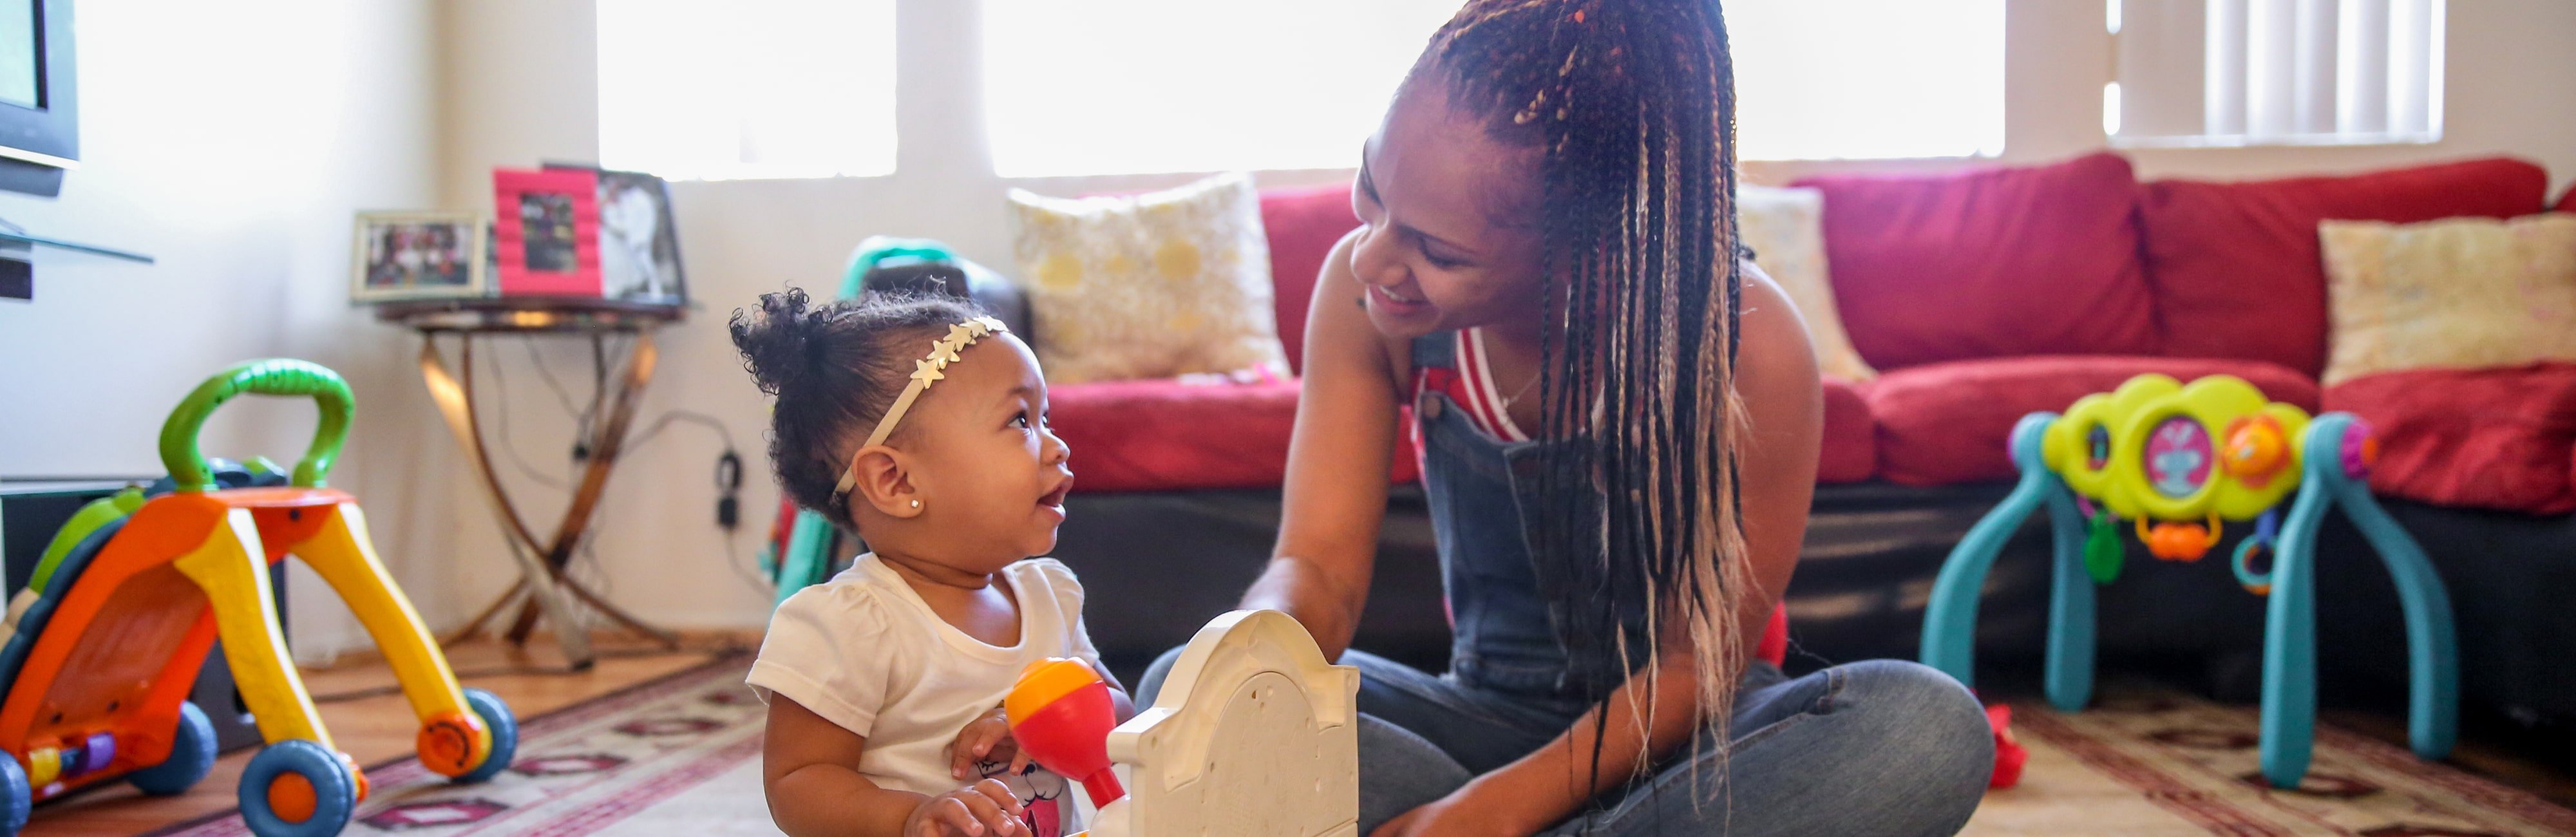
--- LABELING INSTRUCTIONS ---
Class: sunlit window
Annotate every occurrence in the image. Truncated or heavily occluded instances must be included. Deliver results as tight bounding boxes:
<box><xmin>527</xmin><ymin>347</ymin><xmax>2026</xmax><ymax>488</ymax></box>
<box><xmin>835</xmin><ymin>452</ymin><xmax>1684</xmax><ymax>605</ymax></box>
<box><xmin>981</xmin><ymin>0</ymin><xmax>2007</xmax><ymax>176</ymax></box>
<box><xmin>981</xmin><ymin>1</ymin><xmax>1458</xmax><ymax>178</ymax></box>
<box><xmin>2111</xmin><ymin>0</ymin><xmax>2443</xmax><ymax>147</ymax></box>
<box><xmin>596</xmin><ymin>0</ymin><xmax>896</xmax><ymax>181</ymax></box>
<box><xmin>1725</xmin><ymin>0</ymin><xmax>2007</xmax><ymax>160</ymax></box>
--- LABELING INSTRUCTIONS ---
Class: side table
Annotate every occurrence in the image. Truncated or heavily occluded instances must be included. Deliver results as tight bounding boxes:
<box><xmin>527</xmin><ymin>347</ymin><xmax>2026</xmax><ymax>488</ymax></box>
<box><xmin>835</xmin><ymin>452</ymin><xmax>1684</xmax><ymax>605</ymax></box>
<box><xmin>376</xmin><ymin>297</ymin><xmax>685</xmax><ymax>670</ymax></box>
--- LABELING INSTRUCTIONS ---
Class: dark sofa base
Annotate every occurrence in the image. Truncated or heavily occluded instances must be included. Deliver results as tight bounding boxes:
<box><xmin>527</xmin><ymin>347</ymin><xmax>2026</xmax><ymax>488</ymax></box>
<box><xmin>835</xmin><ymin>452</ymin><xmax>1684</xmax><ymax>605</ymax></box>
<box><xmin>1053</xmin><ymin>482</ymin><xmax>2576</xmax><ymax>731</ymax></box>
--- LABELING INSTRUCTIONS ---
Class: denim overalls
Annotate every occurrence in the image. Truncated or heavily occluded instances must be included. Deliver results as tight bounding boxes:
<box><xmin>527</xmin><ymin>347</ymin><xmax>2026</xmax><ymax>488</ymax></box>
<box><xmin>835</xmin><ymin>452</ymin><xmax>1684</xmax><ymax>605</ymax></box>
<box><xmin>1141</xmin><ymin>330</ymin><xmax>1996</xmax><ymax>836</ymax></box>
<box><xmin>1408</xmin><ymin>332</ymin><xmax>1638</xmax><ymax>701</ymax></box>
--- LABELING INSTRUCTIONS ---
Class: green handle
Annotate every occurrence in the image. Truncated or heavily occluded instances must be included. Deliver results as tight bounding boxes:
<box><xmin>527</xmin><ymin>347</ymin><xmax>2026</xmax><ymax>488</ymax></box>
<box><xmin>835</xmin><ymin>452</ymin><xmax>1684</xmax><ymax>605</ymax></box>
<box><xmin>160</xmin><ymin>359</ymin><xmax>355</xmax><ymax>493</ymax></box>
<box><xmin>840</xmin><ymin>236</ymin><xmax>956</xmax><ymax>298</ymax></box>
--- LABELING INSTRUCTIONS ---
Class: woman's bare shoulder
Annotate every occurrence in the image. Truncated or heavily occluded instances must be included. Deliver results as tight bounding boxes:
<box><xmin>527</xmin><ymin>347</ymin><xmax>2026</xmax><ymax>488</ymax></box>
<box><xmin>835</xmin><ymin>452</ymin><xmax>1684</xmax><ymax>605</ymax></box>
<box><xmin>1311</xmin><ymin>227</ymin><xmax>1414</xmax><ymax>390</ymax></box>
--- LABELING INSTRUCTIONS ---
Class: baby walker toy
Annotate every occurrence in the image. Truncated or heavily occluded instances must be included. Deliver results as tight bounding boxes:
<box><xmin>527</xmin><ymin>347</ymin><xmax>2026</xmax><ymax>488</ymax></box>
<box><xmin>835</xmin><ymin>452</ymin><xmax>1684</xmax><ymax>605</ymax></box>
<box><xmin>0</xmin><ymin>360</ymin><xmax>518</xmax><ymax>836</ymax></box>
<box><xmin>1920</xmin><ymin>373</ymin><xmax>2456</xmax><ymax>788</ymax></box>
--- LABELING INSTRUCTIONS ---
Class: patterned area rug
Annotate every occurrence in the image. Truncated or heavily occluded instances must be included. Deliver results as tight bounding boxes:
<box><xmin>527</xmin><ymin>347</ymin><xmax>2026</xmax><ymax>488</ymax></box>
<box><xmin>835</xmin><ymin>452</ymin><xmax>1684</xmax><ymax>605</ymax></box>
<box><xmin>144</xmin><ymin>657</ymin><xmax>2575</xmax><ymax>836</ymax></box>
<box><xmin>1968</xmin><ymin>689</ymin><xmax>2576</xmax><ymax>836</ymax></box>
<box><xmin>149</xmin><ymin>654</ymin><xmax>782</xmax><ymax>837</ymax></box>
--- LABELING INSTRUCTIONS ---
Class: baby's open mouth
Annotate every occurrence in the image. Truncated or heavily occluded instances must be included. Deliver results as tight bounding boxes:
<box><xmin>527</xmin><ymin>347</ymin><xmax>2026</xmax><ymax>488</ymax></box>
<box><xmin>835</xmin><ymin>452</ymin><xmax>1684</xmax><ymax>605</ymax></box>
<box><xmin>1039</xmin><ymin>478</ymin><xmax>1073</xmax><ymax>507</ymax></box>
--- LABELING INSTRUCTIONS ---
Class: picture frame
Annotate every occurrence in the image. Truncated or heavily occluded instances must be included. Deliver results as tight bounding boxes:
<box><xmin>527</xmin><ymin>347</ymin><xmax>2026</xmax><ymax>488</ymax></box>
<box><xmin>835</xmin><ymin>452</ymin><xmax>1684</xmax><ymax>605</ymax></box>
<box><xmin>545</xmin><ymin>162</ymin><xmax>688</xmax><ymax>306</ymax></box>
<box><xmin>349</xmin><ymin>211</ymin><xmax>490</xmax><ymax>303</ymax></box>
<box><xmin>491</xmin><ymin>167</ymin><xmax>603</xmax><ymax>297</ymax></box>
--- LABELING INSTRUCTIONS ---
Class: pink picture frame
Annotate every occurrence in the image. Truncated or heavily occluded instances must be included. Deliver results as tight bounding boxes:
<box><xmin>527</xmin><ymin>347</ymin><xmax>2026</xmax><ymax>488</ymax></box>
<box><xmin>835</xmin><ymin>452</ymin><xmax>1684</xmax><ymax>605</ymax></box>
<box><xmin>491</xmin><ymin>167</ymin><xmax>603</xmax><ymax>297</ymax></box>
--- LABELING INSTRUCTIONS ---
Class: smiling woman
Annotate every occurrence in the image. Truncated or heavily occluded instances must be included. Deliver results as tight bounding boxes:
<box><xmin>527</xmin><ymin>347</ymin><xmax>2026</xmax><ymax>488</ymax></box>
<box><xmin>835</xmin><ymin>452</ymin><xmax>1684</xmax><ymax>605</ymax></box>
<box><xmin>1129</xmin><ymin>1</ymin><xmax>2000</xmax><ymax>834</ymax></box>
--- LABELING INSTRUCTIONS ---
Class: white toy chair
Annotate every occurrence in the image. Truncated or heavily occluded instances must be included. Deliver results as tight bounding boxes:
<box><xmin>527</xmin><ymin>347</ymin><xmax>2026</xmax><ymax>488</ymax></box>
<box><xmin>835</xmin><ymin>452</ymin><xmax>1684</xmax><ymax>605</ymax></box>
<box><xmin>1090</xmin><ymin>610</ymin><xmax>1359</xmax><ymax>837</ymax></box>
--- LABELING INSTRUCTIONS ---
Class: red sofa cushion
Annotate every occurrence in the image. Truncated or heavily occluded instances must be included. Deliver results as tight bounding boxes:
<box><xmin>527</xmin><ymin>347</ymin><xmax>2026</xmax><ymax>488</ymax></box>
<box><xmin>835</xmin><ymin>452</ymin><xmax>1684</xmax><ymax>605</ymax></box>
<box><xmin>1862</xmin><ymin>355</ymin><xmax>2318</xmax><ymax>486</ymax></box>
<box><xmin>2139</xmin><ymin>158</ymin><xmax>2550</xmax><ymax>377</ymax></box>
<box><xmin>1792</xmin><ymin>153</ymin><xmax>2158</xmax><ymax>371</ymax></box>
<box><xmin>1259</xmin><ymin>183</ymin><xmax>1359</xmax><ymax>373</ymax></box>
<box><xmin>2322</xmin><ymin>363</ymin><xmax>2576</xmax><ymax>516</ymax></box>
<box><xmin>2559</xmin><ymin>183</ymin><xmax>2576</xmax><ymax>214</ymax></box>
<box><xmin>1050</xmin><ymin>377</ymin><xmax>1419</xmax><ymax>493</ymax></box>
<box><xmin>1818</xmin><ymin>379</ymin><xmax>1875</xmax><ymax>484</ymax></box>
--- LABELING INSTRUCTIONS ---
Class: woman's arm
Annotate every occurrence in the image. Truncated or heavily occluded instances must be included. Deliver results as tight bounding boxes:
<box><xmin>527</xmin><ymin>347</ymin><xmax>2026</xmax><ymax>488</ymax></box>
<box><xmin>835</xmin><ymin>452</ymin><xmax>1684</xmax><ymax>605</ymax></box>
<box><xmin>1242</xmin><ymin>229</ymin><xmax>1406</xmax><ymax>661</ymax></box>
<box><xmin>1385</xmin><ymin>265</ymin><xmax>1823</xmax><ymax>834</ymax></box>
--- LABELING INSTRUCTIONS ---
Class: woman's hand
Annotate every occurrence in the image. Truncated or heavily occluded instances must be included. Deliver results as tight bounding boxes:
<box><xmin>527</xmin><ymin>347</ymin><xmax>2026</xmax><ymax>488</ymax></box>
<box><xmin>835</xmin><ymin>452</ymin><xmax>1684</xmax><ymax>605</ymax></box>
<box><xmin>947</xmin><ymin>707</ymin><xmax>1030</xmax><ymax>780</ymax></box>
<box><xmin>902</xmin><ymin>780</ymin><xmax>1026</xmax><ymax>837</ymax></box>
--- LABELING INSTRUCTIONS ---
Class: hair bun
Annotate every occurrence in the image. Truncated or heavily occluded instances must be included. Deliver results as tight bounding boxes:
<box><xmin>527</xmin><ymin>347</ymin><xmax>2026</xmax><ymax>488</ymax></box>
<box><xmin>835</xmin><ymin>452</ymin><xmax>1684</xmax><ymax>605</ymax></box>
<box><xmin>730</xmin><ymin>288</ymin><xmax>828</xmax><ymax>396</ymax></box>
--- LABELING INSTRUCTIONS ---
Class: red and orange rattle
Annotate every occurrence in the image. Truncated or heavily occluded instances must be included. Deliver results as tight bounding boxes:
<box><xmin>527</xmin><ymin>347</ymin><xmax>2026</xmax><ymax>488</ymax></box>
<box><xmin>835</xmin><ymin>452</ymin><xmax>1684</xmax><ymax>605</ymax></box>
<box><xmin>1004</xmin><ymin>658</ymin><xmax>1126</xmax><ymax>807</ymax></box>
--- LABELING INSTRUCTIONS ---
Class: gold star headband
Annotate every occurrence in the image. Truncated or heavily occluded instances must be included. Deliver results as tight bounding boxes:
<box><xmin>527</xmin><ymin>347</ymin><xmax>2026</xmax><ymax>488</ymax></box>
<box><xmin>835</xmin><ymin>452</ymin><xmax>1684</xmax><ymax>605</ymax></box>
<box><xmin>829</xmin><ymin>315</ymin><xmax>1011</xmax><ymax>508</ymax></box>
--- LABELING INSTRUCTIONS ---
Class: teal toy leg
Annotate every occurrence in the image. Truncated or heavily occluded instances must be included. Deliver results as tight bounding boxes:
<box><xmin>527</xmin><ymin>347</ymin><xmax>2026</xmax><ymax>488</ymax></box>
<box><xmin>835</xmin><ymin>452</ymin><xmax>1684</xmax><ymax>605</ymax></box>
<box><xmin>2260</xmin><ymin>442</ymin><xmax>2334</xmax><ymax>787</ymax></box>
<box><xmin>2043</xmin><ymin>478</ymin><xmax>2096</xmax><ymax>711</ymax></box>
<box><xmin>773</xmin><ymin>510</ymin><xmax>835</xmax><ymax>610</ymax></box>
<box><xmin>2318</xmin><ymin>415</ymin><xmax>2459</xmax><ymax>761</ymax></box>
<box><xmin>1922</xmin><ymin>413</ymin><xmax>2060</xmax><ymax>689</ymax></box>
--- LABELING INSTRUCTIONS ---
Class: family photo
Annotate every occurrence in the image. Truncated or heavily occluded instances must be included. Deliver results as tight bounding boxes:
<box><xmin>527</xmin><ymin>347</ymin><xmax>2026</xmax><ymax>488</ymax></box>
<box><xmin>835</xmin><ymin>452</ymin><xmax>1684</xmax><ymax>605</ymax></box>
<box><xmin>350</xmin><ymin>211</ymin><xmax>485</xmax><ymax>301</ymax></box>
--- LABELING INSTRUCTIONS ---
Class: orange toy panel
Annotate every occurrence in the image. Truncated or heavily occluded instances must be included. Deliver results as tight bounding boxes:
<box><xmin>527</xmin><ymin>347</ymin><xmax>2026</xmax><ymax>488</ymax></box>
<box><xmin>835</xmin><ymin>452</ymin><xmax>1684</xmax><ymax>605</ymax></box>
<box><xmin>20</xmin><ymin>567</ymin><xmax>211</xmax><ymax>797</ymax></box>
<box><xmin>0</xmin><ymin>494</ymin><xmax>234</xmax><ymax>799</ymax></box>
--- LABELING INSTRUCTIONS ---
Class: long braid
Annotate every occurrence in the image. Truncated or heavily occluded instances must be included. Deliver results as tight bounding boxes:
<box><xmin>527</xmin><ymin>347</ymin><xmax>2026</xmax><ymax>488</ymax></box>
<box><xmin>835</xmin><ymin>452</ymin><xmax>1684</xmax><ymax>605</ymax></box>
<box><xmin>1419</xmin><ymin>0</ymin><xmax>1748</xmax><ymax>797</ymax></box>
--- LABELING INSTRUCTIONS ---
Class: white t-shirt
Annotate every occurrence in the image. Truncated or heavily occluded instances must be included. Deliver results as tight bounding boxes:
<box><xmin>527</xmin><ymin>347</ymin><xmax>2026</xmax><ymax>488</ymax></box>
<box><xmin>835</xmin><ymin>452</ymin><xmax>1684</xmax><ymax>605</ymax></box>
<box><xmin>748</xmin><ymin>554</ymin><xmax>1103</xmax><ymax>836</ymax></box>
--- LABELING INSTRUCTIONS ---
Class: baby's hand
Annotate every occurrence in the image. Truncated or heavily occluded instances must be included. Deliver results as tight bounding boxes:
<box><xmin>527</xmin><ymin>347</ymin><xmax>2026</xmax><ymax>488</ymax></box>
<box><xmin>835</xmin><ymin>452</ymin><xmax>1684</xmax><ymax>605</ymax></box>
<box><xmin>948</xmin><ymin>706</ymin><xmax>1030</xmax><ymax>780</ymax></box>
<box><xmin>903</xmin><ymin>780</ymin><xmax>1025</xmax><ymax>837</ymax></box>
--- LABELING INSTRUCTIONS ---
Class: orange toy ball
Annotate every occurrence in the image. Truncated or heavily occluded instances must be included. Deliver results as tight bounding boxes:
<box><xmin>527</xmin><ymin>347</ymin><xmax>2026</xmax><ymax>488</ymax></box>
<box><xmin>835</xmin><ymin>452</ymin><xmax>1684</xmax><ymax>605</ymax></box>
<box><xmin>2222</xmin><ymin>415</ymin><xmax>2287</xmax><ymax>483</ymax></box>
<box><xmin>1005</xmin><ymin>658</ymin><xmax>1126</xmax><ymax>806</ymax></box>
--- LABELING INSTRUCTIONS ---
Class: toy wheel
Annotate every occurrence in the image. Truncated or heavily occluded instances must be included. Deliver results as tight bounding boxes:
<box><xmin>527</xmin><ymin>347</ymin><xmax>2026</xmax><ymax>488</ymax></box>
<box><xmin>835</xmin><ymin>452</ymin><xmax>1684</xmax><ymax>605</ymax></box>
<box><xmin>453</xmin><ymin>688</ymin><xmax>518</xmax><ymax>784</ymax></box>
<box><xmin>0</xmin><ymin>754</ymin><xmax>28</xmax><ymax>836</ymax></box>
<box><xmin>130</xmin><ymin>702</ymin><xmax>219</xmax><ymax>796</ymax></box>
<box><xmin>239</xmin><ymin>740</ymin><xmax>357</xmax><ymax>837</ymax></box>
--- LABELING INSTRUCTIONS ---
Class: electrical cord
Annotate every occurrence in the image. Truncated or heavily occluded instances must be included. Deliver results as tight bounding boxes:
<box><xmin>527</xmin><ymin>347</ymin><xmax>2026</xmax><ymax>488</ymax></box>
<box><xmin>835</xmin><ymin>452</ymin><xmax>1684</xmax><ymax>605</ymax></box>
<box><xmin>483</xmin><ymin>340</ymin><xmax>571</xmax><ymax>491</ymax></box>
<box><xmin>523</xmin><ymin>337</ymin><xmax>589</xmax><ymax>429</ymax></box>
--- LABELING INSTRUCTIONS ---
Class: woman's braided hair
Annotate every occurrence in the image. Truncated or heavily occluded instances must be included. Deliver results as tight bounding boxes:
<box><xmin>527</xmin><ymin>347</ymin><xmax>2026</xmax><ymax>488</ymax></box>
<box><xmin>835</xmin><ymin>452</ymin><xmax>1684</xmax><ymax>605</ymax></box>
<box><xmin>1417</xmin><ymin>0</ymin><xmax>1749</xmax><ymax>787</ymax></box>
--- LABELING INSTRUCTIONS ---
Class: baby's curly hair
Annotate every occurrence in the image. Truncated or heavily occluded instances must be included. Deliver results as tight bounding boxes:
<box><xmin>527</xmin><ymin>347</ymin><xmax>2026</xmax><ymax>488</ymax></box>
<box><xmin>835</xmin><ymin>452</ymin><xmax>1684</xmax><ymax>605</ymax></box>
<box><xmin>730</xmin><ymin>287</ymin><xmax>983</xmax><ymax>529</ymax></box>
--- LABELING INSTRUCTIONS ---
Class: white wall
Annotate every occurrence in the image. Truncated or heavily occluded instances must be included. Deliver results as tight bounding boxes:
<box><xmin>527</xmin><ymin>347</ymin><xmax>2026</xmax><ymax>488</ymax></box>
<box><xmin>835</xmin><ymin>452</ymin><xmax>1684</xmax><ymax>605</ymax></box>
<box><xmin>74</xmin><ymin>0</ymin><xmax>2562</xmax><ymax>642</ymax></box>
<box><xmin>0</xmin><ymin>1</ymin><xmax>449</xmax><ymax>659</ymax></box>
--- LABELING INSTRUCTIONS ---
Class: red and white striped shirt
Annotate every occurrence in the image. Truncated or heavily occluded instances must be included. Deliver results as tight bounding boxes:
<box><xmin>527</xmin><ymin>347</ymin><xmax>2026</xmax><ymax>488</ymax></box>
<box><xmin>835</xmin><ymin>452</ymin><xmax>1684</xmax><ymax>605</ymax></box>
<box><xmin>1414</xmin><ymin>327</ymin><xmax>1532</xmax><ymax>444</ymax></box>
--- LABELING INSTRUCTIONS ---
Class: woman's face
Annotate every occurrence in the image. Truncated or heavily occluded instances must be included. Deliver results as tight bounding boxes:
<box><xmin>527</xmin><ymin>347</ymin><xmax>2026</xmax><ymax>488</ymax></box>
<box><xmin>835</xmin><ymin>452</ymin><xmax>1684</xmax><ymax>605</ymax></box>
<box><xmin>1349</xmin><ymin>78</ymin><xmax>1547</xmax><ymax>341</ymax></box>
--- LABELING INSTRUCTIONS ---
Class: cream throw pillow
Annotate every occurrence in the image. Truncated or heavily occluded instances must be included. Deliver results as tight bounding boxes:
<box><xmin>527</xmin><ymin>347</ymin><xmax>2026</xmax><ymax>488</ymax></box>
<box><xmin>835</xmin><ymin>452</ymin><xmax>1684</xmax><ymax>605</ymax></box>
<box><xmin>2319</xmin><ymin>213</ymin><xmax>2576</xmax><ymax>386</ymax></box>
<box><xmin>1005</xmin><ymin>173</ymin><xmax>1290</xmax><ymax>384</ymax></box>
<box><xmin>1741</xmin><ymin>185</ymin><xmax>1876</xmax><ymax>381</ymax></box>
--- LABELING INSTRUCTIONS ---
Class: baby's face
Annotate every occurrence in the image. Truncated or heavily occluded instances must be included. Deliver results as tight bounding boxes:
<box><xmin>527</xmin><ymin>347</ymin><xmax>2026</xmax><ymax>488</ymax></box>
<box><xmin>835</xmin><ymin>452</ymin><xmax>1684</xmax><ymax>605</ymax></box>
<box><xmin>899</xmin><ymin>333</ymin><xmax>1075</xmax><ymax>569</ymax></box>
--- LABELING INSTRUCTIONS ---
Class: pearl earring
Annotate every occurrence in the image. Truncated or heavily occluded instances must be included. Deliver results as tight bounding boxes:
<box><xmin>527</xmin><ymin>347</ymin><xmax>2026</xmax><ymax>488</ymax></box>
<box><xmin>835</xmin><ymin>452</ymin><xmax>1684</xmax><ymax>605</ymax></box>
<box><xmin>909</xmin><ymin>499</ymin><xmax>921</xmax><ymax>509</ymax></box>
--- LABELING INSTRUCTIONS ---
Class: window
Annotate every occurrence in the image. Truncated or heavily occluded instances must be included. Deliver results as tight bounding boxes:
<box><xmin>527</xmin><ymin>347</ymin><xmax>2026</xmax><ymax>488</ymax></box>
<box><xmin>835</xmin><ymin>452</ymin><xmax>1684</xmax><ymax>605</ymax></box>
<box><xmin>2110</xmin><ymin>0</ymin><xmax>2444</xmax><ymax>147</ymax></box>
<box><xmin>596</xmin><ymin>0</ymin><xmax>895</xmax><ymax>181</ymax></box>
<box><xmin>981</xmin><ymin>1</ymin><xmax>1459</xmax><ymax>178</ymax></box>
<box><xmin>982</xmin><ymin>0</ymin><xmax>2007</xmax><ymax>177</ymax></box>
<box><xmin>1724</xmin><ymin>1</ymin><xmax>2006</xmax><ymax>160</ymax></box>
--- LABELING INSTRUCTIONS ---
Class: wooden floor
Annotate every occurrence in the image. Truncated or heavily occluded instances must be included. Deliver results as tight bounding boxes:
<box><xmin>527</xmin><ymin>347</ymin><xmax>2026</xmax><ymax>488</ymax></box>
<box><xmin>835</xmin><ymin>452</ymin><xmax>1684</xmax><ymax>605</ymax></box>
<box><xmin>26</xmin><ymin>633</ymin><xmax>751</xmax><ymax>836</ymax></box>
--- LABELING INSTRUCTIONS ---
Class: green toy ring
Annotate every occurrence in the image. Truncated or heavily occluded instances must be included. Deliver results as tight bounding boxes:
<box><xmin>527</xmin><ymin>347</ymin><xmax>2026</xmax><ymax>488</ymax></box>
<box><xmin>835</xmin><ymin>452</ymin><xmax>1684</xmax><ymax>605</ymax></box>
<box><xmin>159</xmin><ymin>360</ymin><xmax>354</xmax><ymax>493</ymax></box>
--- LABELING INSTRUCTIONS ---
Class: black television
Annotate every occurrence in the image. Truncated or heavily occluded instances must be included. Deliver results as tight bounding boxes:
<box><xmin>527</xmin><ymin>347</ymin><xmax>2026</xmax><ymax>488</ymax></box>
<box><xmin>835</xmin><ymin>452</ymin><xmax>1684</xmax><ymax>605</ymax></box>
<box><xmin>0</xmin><ymin>0</ymin><xmax>74</xmax><ymax>198</ymax></box>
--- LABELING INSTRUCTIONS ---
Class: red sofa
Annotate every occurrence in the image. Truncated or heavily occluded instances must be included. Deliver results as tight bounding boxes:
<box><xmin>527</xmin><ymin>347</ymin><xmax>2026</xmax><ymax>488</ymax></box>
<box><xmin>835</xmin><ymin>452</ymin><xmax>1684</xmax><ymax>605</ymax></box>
<box><xmin>1055</xmin><ymin>153</ymin><xmax>2574</xmax><ymax>514</ymax></box>
<box><xmin>1039</xmin><ymin>153</ymin><xmax>2576</xmax><ymax>731</ymax></box>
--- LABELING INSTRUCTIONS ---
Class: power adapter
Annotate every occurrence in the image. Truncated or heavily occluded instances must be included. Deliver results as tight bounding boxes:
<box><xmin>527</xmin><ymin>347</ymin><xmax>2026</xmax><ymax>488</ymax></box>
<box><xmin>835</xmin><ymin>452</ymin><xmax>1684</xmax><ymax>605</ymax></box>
<box><xmin>715</xmin><ymin>450</ymin><xmax>744</xmax><ymax>531</ymax></box>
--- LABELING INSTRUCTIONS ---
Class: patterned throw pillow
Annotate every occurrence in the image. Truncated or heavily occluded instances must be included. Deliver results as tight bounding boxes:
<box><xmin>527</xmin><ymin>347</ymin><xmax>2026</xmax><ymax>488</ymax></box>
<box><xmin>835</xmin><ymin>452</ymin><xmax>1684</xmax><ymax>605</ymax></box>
<box><xmin>1004</xmin><ymin>173</ymin><xmax>1290</xmax><ymax>384</ymax></box>
<box><xmin>2318</xmin><ymin>213</ymin><xmax>2576</xmax><ymax>386</ymax></box>
<box><xmin>1741</xmin><ymin>185</ymin><xmax>1877</xmax><ymax>381</ymax></box>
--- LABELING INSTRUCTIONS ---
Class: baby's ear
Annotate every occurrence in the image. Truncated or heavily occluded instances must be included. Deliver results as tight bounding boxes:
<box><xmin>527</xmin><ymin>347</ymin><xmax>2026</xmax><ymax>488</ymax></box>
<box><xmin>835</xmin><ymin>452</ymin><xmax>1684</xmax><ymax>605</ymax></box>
<box><xmin>848</xmin><ymin>445</ymin><xmax>925</xmax><ymax>520</ymax></box>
